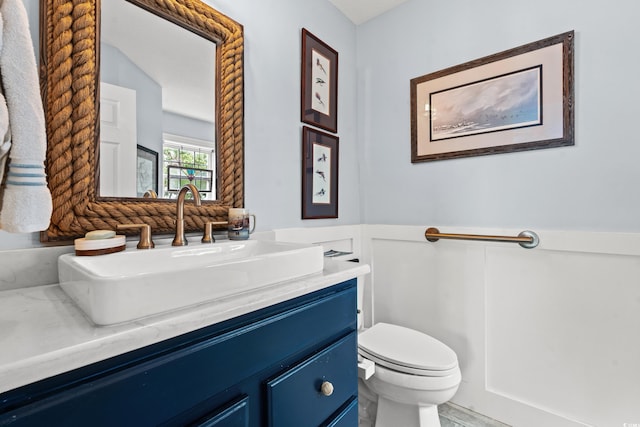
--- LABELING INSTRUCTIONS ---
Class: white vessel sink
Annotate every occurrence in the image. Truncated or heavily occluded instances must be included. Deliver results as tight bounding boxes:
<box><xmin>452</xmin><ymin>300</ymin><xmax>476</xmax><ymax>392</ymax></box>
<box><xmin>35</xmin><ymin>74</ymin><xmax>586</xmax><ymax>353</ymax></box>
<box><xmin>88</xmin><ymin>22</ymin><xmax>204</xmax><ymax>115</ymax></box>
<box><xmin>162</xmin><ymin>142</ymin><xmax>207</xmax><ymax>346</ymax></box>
<box><xmin>58</xmin><ymin>240</ymin><xmax>324</xmax><ymax>325</ymax></box>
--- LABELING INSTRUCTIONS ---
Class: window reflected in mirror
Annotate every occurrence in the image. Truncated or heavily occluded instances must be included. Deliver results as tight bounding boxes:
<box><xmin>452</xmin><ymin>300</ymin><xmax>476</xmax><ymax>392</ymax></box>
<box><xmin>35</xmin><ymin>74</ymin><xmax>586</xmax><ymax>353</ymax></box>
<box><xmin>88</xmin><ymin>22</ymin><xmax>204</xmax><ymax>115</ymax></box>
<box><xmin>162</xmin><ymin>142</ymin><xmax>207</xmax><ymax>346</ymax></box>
<box><xmin>163</xmin><ymin>135</ymin><xmax>215</xmax><ymax>200</ymax></box>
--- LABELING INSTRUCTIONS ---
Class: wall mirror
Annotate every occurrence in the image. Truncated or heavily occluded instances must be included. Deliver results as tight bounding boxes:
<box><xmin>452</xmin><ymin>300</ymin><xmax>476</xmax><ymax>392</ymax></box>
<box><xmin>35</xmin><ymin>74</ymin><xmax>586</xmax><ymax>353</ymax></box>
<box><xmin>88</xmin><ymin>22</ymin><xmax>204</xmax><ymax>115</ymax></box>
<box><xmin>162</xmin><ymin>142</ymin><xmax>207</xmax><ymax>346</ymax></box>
<box><xmin>40</xmin><ymin>0</ymin><xmax>244</xmax><ymax>242</ymax></box>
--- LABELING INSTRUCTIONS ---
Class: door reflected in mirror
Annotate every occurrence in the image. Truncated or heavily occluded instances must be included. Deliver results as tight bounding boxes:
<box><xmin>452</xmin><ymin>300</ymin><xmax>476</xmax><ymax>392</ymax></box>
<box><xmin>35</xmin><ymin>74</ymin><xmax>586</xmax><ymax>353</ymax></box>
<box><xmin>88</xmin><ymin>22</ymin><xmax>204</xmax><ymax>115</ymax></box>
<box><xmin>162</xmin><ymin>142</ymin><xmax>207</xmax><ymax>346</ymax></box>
<box><xmin>100</xmin><ymin>0</ymin><xmax>217</xmax><ymax>200</ymax></box>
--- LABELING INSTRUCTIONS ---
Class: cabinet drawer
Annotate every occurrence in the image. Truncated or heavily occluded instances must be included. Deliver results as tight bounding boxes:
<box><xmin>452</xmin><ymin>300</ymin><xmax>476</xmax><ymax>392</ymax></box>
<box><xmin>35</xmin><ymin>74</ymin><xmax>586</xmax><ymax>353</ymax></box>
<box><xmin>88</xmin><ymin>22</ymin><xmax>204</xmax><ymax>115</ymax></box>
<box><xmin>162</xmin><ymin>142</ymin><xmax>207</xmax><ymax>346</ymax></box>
<box><xmin>267</xmin><ymin>332</ymin><xmax>357</xmax><ymax>427</ymax></box>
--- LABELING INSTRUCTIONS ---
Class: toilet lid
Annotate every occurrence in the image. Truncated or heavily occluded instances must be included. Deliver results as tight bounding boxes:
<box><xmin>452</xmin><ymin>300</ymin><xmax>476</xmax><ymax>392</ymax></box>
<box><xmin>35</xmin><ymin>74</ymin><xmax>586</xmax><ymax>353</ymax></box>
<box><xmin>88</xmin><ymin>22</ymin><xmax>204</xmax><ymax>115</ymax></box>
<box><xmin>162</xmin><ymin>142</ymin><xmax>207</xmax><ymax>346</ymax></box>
<box><xmin>358</xmin><ymin>323</ymin><xmax>458</xmax><ymax>372</ymax></box>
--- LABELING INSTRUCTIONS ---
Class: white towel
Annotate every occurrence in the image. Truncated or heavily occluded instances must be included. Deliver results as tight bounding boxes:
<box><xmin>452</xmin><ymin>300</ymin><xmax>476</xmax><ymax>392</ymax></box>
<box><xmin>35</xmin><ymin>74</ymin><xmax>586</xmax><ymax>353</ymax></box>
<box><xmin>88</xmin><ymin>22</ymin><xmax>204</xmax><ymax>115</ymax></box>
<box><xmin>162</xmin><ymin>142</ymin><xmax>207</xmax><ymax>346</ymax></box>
<box><xmin>0</xmin><ymin>92</ymin><xmax>10</xmax><ymax>186</ymax></box>
<box><xmin>0</xmin><ymin>0</ymin><xmax>53</xmax><ymax>233</ymax></box>
<box><xmin>0</xmin><ymin>16</ymin><xmax>8</xmax><ymax>187</ymax></box>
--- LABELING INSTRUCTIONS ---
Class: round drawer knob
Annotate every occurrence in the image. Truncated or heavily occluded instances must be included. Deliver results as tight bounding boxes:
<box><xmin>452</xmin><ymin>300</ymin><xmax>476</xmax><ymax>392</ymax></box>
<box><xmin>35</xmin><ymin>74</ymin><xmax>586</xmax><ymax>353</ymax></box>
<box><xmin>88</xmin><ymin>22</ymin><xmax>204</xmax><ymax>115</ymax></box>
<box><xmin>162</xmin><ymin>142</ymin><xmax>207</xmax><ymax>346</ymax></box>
<box><xmin>320</xmin><ymin>381</ymin><xmax>334</xmax><ymax>396</ymax></box>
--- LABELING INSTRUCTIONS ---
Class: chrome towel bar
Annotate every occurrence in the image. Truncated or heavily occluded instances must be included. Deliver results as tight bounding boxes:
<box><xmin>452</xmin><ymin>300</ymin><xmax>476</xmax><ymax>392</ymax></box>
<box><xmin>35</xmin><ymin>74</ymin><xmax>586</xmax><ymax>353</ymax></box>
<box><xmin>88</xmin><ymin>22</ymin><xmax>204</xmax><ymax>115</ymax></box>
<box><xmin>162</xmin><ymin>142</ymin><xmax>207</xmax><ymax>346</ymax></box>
<box><xmin>425</xmin><ymin>227</ymin><xmax>539</xmax><ymax>249</ymax></box>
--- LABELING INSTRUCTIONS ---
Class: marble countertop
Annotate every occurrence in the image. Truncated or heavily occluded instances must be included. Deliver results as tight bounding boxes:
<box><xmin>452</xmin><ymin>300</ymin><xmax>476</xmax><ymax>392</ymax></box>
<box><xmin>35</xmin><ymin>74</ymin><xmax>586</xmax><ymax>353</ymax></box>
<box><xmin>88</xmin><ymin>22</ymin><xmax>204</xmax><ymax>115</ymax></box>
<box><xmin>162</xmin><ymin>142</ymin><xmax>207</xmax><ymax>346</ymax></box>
<box><xmin>0</xmin><ymin>259</ymin><xmax>369</xmax><ymax>394</ymax></box>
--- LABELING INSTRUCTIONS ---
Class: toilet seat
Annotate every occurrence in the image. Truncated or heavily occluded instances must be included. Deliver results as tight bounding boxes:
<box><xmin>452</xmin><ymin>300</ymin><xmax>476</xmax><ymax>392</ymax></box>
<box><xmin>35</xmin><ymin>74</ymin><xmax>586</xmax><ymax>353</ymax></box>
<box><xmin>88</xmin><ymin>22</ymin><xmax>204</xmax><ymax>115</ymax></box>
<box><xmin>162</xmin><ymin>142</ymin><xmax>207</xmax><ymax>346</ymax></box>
<box><xmin>358</xmin><ymin>323</ymin><xmax>459</xmax><ymax>377</ymax></box>
<box><xmin>358</xmin><ymin>347</ymin><xmax>459</xmax><ymax>377</ymax></box>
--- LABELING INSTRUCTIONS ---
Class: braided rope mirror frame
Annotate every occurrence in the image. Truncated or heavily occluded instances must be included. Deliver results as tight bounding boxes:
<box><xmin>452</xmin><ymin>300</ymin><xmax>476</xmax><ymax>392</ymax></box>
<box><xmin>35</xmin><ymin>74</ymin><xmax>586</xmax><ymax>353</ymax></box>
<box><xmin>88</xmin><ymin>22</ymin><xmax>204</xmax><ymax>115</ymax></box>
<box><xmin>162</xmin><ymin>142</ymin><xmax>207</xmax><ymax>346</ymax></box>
<box><xmin>39</xmin><ymin>0</ymin><xmax>244</xmax><ymax>242</ymax></box>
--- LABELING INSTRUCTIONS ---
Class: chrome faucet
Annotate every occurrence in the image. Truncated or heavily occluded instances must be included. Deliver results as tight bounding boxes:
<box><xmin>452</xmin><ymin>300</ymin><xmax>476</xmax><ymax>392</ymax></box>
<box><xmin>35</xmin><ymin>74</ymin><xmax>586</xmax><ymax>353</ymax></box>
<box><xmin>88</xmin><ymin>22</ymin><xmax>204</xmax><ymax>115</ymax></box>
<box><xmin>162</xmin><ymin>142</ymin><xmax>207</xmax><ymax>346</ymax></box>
<box><xmin>172</xmin><ymin>184</ymin><xmax>202</xmax><ymax>246</ymax></box>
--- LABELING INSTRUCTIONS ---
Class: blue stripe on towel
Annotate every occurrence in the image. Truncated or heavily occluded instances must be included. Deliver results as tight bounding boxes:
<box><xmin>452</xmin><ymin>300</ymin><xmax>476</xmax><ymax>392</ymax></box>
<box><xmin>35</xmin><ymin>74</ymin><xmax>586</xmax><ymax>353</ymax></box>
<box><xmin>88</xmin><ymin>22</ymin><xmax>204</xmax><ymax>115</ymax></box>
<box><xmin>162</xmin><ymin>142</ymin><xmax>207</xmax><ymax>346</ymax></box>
<box><xmin>7</xmin><ymin>172</ymin><xmax>46</xmax><ymax>178</ymax></box>
<box><xmin>6</xmin><ymin>180</ymin><xmax>47</xmax><ymax>186</ymax></box>
<box><xmin>10</xmin><ymin>164</ymin><xmax>44</xmax><ymax>169</ymax></box>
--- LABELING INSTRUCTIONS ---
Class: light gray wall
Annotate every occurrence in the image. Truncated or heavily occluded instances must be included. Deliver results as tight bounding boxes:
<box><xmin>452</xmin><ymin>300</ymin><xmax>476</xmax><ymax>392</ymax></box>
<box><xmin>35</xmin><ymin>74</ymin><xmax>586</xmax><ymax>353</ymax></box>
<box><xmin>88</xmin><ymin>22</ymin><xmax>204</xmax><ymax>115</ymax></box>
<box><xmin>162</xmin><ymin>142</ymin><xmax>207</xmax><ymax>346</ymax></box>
<box><xmin>357</xmin><ymin>0</ymin><xmax>640</xmax><ymax>232</ymax></box>
<box><xmin>23</xmin><ymin>0</ymin><xmax>38</xmax><ymax>58</ymax></box>
<box><xmin>101</xmin><ymin>43</ymin><xmax>164</xmax><ymax>162</ymax></box>
<box><xmin>210</xmin><ymin>0</ymin><xmax>360</xmax><ymax>230</ymax></box>
<box><xmin>3</xmin><ymin>0</ymin><xmax>359</xmax><ymax>248</ymax></box>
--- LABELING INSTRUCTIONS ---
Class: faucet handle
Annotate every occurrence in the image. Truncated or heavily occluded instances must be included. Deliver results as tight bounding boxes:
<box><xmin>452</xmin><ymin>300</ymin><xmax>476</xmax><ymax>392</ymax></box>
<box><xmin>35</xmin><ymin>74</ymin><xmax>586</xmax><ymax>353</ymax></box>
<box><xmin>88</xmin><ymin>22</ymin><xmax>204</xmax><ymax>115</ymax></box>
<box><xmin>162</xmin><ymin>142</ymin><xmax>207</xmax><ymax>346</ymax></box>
<box><xmin>143</xmin><ymin>189</ymin><xmax>157</xmax><ymax>198</ymax></box>
<box><xmin>116</xmin><ymin>223</ymin><xmax>155</xmax><ymax>249</ymax></box>
<box><xmin>202</xmin><ymin>221</ymin><xmax>228</xmax><ymax>243</ymax></box>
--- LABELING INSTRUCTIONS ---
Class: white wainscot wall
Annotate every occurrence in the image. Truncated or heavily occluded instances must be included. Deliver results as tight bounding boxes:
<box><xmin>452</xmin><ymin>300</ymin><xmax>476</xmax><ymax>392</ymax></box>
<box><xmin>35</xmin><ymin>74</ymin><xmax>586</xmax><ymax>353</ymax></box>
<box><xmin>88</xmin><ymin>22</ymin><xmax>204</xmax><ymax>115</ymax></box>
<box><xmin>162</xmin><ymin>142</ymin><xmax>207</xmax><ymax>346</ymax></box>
<box><xmin>363</xmin><ymin>225</ymin><xmax>640</xmax><ymax>427</ymax></box>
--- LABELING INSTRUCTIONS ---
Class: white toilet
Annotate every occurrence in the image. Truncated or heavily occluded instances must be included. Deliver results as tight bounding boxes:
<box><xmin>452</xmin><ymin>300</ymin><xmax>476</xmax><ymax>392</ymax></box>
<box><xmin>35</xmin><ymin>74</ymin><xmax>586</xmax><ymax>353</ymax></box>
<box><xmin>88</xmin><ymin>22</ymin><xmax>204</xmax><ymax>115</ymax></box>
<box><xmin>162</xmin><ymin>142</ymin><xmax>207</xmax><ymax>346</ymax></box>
<box><xmin>357</xmin><ymin>282</ymin><xmax>461</xmax><ymax>427</ymax></box>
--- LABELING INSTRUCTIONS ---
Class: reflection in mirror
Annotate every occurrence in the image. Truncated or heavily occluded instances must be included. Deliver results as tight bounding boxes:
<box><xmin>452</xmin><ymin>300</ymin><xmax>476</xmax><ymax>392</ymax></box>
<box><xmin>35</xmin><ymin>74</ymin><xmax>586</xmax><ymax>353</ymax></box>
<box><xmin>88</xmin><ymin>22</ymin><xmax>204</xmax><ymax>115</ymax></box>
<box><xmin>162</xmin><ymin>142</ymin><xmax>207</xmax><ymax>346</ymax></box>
<box><xmin>40</xmin><ymin>0</ymin><xmax>244</xmax><ymax>242</ymax></box>
<box><xmin>100</xmin><ymin>0</ymin><xmax>216</xmax><ymax>200</ymax></box>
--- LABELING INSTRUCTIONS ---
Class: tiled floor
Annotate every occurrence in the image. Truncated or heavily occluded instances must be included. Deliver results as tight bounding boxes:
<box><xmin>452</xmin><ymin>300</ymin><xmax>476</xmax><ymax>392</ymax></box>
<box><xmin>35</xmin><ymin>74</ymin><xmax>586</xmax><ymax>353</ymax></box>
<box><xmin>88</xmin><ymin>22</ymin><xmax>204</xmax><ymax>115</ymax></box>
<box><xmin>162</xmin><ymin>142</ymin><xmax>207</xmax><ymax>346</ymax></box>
<box><xmin>439</xmin><ymin>402</ymin><xmax>511</xmax><ymax>427</ymax></box>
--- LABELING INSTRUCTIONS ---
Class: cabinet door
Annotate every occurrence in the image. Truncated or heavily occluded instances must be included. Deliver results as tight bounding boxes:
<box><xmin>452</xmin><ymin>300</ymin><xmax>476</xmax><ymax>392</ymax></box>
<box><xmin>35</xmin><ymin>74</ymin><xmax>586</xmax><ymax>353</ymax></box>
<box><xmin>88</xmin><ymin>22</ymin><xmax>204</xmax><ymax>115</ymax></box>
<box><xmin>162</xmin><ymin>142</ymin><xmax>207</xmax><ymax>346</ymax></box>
<box><xmin>267</xmin><ymin>332</ymin><xmax>357</xmax><ymax>427</ymax></box>
<box><xmin>191</xmin><ymin>396</ymin><xmax>249</xmax><ymax>427</ymax></box>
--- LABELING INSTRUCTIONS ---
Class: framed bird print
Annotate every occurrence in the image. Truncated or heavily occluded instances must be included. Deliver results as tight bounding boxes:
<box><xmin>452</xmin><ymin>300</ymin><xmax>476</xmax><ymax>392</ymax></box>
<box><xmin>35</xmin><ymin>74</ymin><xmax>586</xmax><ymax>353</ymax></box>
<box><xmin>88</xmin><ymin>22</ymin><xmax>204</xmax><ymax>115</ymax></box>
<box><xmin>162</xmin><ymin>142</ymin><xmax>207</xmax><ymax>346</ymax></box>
<box><xmin>302</xmin><ymin>126</ymin><xmax>339</xmax><ymax>219</ymax></box>
<box><xmin>301</xmin><ymin>28</ymin><xmax>338</xmax><ymax>133</ymax></box>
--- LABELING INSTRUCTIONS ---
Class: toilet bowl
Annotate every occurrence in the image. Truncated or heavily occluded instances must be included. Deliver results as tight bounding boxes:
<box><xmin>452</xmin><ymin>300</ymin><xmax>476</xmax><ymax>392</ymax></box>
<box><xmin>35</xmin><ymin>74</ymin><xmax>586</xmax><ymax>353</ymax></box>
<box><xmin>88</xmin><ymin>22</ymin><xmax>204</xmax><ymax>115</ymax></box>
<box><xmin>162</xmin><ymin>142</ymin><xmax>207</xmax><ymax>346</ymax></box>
<box><xmin>357</xmin><ymin>322</ymin><xmax>461</xmax><ymax>427</ymax></box>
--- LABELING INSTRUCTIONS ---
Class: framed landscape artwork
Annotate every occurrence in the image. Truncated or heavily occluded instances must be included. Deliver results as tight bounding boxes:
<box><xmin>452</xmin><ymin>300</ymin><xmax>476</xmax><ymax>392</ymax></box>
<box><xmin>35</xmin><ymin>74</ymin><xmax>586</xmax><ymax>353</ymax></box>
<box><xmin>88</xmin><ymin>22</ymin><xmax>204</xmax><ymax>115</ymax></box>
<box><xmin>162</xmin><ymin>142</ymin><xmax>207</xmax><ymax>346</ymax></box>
<box><xmin>411</xmin><ymin>31</ymin><xmax>574</xmax><ymax>162</ymax></box>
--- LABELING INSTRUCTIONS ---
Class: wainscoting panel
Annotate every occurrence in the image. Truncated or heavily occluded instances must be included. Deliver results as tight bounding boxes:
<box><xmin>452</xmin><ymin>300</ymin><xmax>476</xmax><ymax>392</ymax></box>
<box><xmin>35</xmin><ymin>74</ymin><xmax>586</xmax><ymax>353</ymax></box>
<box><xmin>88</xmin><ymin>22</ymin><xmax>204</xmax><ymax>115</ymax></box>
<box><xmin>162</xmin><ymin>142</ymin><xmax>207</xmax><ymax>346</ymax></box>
<box><xmin>486</xmin><ymin>247</ymin><xmax>640</xmax><ymax>427</ymax></box>
<box><xmin>364</xmin><ymin>225</ymin><xmax>640</xmax><ymax>427</ymax></box>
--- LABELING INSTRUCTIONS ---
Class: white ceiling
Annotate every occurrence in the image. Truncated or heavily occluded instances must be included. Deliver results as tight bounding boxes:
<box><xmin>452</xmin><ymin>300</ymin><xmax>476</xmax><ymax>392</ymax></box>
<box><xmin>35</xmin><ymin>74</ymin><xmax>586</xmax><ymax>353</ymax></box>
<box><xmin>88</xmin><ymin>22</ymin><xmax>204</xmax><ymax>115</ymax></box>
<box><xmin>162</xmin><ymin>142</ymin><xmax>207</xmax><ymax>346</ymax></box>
<box><xmin>101</xmin><ymin>0</ymin><xmax>215</xmax><ymax>123</ymax></box>
<box><xmin>328</xmin><ymin>0</ymin><xmax>410</xmax><ymax>25</ymax></box>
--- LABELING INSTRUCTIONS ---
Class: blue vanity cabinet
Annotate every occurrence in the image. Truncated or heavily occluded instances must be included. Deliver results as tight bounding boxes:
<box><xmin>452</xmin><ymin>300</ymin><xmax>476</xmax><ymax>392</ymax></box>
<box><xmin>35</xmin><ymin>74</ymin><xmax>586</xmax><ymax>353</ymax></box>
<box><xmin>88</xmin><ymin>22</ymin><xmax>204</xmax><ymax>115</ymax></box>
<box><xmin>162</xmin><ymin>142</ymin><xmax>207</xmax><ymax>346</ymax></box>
<box><xmin>0</xmin><ymin>279</ymin><xmax>357</xmax><ymax>427</ymax></box>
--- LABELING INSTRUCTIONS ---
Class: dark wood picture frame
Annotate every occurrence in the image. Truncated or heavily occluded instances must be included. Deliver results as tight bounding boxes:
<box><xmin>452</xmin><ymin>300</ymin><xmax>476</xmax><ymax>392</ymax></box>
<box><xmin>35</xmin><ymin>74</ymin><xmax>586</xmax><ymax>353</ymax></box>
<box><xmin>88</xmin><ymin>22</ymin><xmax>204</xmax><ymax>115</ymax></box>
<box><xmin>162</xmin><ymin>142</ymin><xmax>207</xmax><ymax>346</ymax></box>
<box><xmin>411</xmin><ymin>31</ymin><xmax>574</xmax><ymax>162</ymax></box>
<box><xmin>301</xmin><ymin>28</ymin><xmax>338</xmax><ymax>133</ymax></box>
<box><xmin>302</xmin><ymin>126</ymin><xmax>338</xmax><ymax>219</ymax></box>
<box><xmin>136</xmin><ymin>145</ymin><xmax>158</xmax><ymax>197</ymax></box>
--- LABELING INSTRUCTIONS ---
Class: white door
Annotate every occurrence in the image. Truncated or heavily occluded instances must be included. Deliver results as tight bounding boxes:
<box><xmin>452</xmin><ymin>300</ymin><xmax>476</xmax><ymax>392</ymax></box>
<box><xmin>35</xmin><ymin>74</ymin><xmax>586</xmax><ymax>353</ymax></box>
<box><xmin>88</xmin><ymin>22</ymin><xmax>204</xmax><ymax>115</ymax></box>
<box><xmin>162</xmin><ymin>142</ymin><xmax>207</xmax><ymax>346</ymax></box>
<box><xmin>99</xmin><ymin>82</ymin><xmax>137</xmax><ymax>197</ymax></box>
